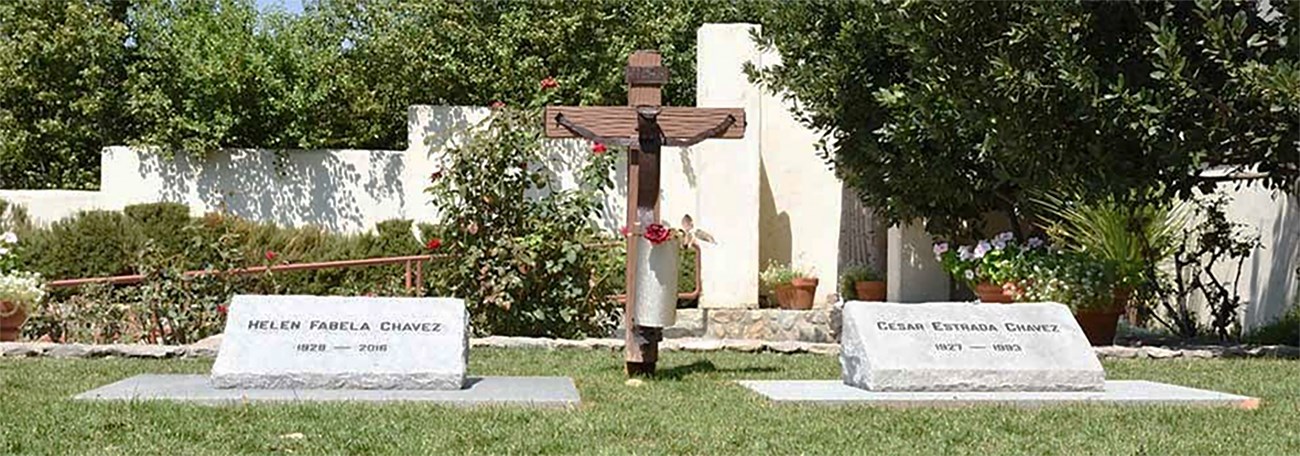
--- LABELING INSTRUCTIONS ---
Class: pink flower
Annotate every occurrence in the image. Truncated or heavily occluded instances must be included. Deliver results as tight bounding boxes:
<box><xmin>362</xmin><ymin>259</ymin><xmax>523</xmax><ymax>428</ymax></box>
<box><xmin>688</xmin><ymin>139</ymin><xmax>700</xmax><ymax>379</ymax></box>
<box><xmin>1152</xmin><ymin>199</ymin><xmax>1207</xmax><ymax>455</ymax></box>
<box><xmin>933</xmin><ymin>242</ymin><xmax>949</xmax><ymax>257</ymax></box>
<box><xmin>265</xmin><ymin>250</ymin><xmax>278</xmax><ymax>261</ymax></box>
<box><xmin>644</xmin><ymin>223</ymin><xmax>672</xmax><ymax>245</ymax></box>
<box><xmin>592</xmin><ymin>142</ymin><xmax>607</xmax><ymax>154</ymax></box>
<box><xmin>217</xmin><ymin>304</ymin><xmax>227</xmax><ymax>314</ymax></box>
<box><xmin>540</xmin><ymin>77</ymin><xmax>558</xmax><ymax>90</ymax></box>
<box><xmin>490</xmin><ymin>100</ymin><xmax>505</xmax><ymax>109</ymax></box>
<box><xmin>619</xmin><ymin>225</ymin><xmax>630</xmax><ymax>237</ymax></box>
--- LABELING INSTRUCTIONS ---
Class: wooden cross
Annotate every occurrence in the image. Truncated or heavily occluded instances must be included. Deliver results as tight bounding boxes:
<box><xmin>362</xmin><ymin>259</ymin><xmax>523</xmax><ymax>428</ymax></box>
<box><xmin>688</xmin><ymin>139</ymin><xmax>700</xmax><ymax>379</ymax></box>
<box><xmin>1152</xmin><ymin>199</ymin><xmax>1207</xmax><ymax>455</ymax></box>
<box><xmin>544</xmin><ymin>50</ymin><xmax>746</xmax><ymax>376</ymax></box>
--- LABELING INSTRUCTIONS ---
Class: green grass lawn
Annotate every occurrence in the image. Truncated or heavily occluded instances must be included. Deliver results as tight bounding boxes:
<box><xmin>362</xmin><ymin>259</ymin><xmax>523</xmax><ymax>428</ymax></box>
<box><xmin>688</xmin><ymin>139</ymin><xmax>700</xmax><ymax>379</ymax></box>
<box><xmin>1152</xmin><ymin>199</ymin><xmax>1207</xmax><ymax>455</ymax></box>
<box><xmin>1</xmin><ymin>349</ymin><xmax>1297</xmax><ymax>455</ymax></box>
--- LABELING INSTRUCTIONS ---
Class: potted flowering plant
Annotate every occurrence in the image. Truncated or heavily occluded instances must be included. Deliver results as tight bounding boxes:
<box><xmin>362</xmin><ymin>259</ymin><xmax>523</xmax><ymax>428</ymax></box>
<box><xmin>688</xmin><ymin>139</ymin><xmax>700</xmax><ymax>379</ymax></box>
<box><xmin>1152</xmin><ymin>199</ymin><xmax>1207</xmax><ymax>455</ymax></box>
<box><xmin>840</xmin><ymin>264</ymin><xmax>885</xmax><ymax>301</ymax></box>
<box><xmin>934</xmin><ymin>232</ymin><xmax>1046</xmax><ymax>303</ymax></box>
<box><xmin>0</xmin><ymin>231</ymin><xmax>44</xmax><ymax>341</ymax></box>
<box><xmin>761</xmin><ymin>260</ymin><xmax>818</xmax><ymax>310</ymax></box>
<box><xmin>1017</xmin><ymin>251</ymin><xmax>1124</xmax><ymax>345</ymax></box>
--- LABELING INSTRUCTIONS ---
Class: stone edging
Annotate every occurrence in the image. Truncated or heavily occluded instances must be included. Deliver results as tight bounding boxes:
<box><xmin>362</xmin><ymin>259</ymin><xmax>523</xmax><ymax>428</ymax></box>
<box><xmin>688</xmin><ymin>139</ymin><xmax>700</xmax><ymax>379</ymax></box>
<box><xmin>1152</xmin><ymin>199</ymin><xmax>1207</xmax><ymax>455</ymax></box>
<box><xmin>1</xmin><ymin>338</ymin><xmax>1296</xmax><ymax>360</ymax></box>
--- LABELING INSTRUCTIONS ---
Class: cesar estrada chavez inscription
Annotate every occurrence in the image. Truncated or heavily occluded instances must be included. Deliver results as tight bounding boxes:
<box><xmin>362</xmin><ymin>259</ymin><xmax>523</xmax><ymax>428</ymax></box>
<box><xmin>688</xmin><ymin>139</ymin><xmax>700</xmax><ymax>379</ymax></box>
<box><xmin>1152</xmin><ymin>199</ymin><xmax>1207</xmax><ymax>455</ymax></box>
<box><xmin>839</xmin><ymin>302</ymin><xmax>1104</xmax><ymax>392</ymax></box>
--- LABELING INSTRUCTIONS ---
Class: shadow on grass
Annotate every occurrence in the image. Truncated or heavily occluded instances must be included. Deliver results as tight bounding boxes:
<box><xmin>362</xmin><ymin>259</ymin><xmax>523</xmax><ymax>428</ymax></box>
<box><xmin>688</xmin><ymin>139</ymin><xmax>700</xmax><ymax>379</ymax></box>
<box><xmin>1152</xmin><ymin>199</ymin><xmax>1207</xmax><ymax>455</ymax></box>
<box><xmin>655</xmin><ymin>360</ymin><xmax>779</xmax><ymax>380</ymax></box>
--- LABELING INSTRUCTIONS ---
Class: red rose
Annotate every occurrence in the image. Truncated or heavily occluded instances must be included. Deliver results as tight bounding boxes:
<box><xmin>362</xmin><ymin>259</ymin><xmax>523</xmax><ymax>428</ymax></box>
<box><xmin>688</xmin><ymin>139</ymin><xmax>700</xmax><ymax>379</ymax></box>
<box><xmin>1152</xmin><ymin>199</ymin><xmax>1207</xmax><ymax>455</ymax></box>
<box><xmin>490</xmin><ymin>100</ymin><xmax>505</xmax><ymax>109</ymax></box>
<box><xmin>643</xmin><ymin>223</ymin><xmax>672</xmax><ymax>245</ymax></box>
<box><xmin>426</xmin><ymin>238</ymin><xmax>442</xmax><ymax>250</ymax></box>
<box><xmin>592</xmin><ymin>142</ymin><xmax>607</xmax><ymax>154</ymax></box>
<box><xmin>264</xmin><ymin>250</ymin><xmax>278</xmax><ymax>261</ymax></box>
<box><xmin>540</xmin><ymin>77</ymin><xmax>558</xmax><ymax>89</ymax></box>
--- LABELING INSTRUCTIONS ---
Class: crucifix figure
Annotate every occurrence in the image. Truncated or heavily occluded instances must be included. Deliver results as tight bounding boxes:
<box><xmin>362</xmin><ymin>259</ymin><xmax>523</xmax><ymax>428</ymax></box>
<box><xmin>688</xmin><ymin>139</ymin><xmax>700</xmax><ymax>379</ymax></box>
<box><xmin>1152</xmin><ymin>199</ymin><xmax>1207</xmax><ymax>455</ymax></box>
<box><xmin>544</xmin><ymin>50</ymin><xmax>746</xmax><ymax>376</ymax></box>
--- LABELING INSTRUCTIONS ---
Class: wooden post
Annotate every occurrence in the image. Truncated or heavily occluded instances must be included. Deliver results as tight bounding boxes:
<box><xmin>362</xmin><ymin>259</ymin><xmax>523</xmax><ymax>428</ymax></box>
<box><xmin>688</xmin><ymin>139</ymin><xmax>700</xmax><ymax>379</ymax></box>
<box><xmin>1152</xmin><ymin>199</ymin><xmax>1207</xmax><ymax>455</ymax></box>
<box><xmin>623</xmin><ymin>51</ymin><xmax>663</xmax><ymax>376</ymax></box>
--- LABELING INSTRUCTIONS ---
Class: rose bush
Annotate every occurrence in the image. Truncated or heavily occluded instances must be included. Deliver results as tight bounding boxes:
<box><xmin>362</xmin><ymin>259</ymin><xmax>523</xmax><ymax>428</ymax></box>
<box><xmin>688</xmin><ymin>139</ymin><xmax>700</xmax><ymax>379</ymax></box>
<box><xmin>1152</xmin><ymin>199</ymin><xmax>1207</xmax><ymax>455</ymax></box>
<box><xmin>425</xmin><ymin>78</ymin><xmax>622</xmax><ymax>338</ymax></box>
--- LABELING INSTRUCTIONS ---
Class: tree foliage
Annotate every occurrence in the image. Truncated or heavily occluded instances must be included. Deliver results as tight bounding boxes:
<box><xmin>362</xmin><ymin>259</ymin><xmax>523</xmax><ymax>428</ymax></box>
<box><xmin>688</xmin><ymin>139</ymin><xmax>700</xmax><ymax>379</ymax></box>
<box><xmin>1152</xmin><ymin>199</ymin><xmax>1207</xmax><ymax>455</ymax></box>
<box><xmin>0</xmin><ymin>0</ymin><xmax>763</xmax><ymax>188</ymax></box>
<box><xmin>0</xmin><ymin>0</ymin><xmax>131</xmax><ymax>189</ymax></box>
<box><xmin>753</xmin><ymin>1</ymin><xmax>1298</xmax><ymax>237</ymax></box>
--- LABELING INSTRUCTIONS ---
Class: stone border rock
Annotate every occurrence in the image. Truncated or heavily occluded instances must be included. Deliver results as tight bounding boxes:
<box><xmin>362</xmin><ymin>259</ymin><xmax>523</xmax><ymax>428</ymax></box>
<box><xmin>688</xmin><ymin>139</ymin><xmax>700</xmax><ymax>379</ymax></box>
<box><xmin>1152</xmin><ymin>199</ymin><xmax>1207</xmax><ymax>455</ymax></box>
<box><xmin>1</xmin><ymin>338</ymin><xmax>1295</xmax><ymax>360</ymax></box>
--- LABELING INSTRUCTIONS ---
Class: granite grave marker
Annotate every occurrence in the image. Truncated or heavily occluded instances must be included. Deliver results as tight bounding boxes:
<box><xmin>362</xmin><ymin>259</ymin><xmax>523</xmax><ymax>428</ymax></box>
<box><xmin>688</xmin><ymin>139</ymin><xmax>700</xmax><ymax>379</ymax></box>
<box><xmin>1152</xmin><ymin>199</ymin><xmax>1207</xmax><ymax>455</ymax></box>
<box><xmin>839</xmin><ymin>302</ymin><xmax>1104</xmax><ymax>392</ymax></box>
<box><xmin>211</xmin><ymin>295</ymin><xmax>468</xmax><ymax>390</ymax></box>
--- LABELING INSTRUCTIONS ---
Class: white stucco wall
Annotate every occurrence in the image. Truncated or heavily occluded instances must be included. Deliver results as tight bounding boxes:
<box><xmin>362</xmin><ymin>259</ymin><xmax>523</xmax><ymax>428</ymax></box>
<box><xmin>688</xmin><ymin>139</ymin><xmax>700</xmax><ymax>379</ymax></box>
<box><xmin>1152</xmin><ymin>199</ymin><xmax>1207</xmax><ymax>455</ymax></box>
<box><xmin>100</xmin><ymin>146</ymin><xmax>409</xmax><ymax>233</ymax></box>
<box><xmin>758</xmin><ymin>45</ymin><xmax>843</xmax><ymax>305</ymax></box>
<box><xmin>1214</xmin><ymin>183</ymin><xmax>1299</xmax><ymax>331</ymax></box>
<box><xmin>0</xmin><ymin>190</ymin><xmax>108</xmax><ymax>226</ymax></box>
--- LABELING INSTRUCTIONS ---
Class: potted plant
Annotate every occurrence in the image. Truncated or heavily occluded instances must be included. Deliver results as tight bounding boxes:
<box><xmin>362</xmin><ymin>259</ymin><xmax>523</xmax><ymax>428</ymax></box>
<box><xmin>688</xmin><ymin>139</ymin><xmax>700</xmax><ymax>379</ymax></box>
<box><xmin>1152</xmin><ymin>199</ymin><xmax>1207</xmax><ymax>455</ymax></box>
<box><xmin>1018</xmin><ymin>250</ymin><xmax>1125</xmax><ymax>346</ymax></box>
<box><xmin>841</xmin><ymin>265</ymin><xmax>885</xmax><ymax>301</ymax></box>
<box><xmin>761</xmin><ymin>261</ymin><xmax>818</xmax><ymax>310</ymax></box>
<box><xmin>0</xmin><ymin>231</ymin><xmax>44</xmax><ymax>341</ymax></box>
<box><xmin>934</xmin><ymin>232</ymin><xmax>1044</xmax><ymax>303</ymax></box>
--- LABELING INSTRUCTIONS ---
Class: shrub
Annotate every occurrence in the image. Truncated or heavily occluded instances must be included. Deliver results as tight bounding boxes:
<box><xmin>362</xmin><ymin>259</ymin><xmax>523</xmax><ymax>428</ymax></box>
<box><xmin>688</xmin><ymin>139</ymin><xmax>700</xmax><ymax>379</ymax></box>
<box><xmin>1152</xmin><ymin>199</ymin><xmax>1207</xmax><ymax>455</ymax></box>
<box><xmin>426</xmin><ymin>82</ymin><xmax>621</xmax><ymax>338</ymax></box>
<box><xmin>1245</xmin><ymin>306</ymin><xmax>1300</xmax><ymax>346</ymax></box>
<box><xmin>24</xmin><ymin>210</ymin><xmax>141</xmax><ymax>279</ymax></box>
<box><xmin>124</xmin><ymin>202</ymin><xmax>194</xmax><ymax>255</ymax></box>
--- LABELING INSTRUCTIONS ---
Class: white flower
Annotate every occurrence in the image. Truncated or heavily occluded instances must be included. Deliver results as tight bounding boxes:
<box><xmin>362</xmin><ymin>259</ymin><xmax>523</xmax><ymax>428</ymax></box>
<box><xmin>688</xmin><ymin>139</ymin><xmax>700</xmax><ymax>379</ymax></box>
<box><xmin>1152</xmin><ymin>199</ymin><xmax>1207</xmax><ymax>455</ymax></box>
<box><xmin>991</xmin><ymin>238</ymin><xmax>1007</xmax><ymax>249</ymax></box>
<box><xmin>996</xmin><ymin>231</ymin><xmax>1015</xmax><ymax>242</ymax></box>
<box><xmin>0</xmin><ymin>271</ymin><xmax>43</xmax><ymax>306</ymax></box>
<box><xmin>1027</xmin><ymin>237</ymin><xmax>1044</xmax><ymax>248</ymax></box>
<box><xmin>964</xmin><ymin>270</ymin><xmax>976</xmax><ymax>280</ymax></box>
<box><xmin>958</xmin><ymin>245</ymin><xmax>974</xmax><ymax>261</ymax></box>
<box><xmin>0</xmin><ymin>247</ymin><xmax>10</xmax><ymax>256</ymax></box>
<box><xmin>973</xmin><ymin>241</ymin><xmax>992</xmax><ymax>259</ymax></box>
<box><xmin>1</xmin><ymin>231</ymin><xmax>16</xmax><ymax>244</ymax></box>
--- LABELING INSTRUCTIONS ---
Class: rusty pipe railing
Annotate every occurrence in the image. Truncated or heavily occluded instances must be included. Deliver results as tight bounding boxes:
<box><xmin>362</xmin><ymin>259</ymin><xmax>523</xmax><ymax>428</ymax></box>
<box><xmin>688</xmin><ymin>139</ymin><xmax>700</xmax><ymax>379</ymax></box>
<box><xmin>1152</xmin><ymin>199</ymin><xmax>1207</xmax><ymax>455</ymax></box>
<box><xmin>44</xmin><ymin>245</ymin><xmax>703</xmax><ymax>300</ymax></box>
<box><xmin>46</xmin><ymin>254</ymin><xmax>448</xmax><ymax>294</ymax></box>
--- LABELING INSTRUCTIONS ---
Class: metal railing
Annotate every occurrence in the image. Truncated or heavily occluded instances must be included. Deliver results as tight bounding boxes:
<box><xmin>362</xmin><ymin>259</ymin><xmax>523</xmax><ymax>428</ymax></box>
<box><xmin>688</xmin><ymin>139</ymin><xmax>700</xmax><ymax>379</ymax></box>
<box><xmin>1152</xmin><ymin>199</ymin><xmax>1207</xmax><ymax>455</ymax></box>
<box><xmin>46</xmin><ymin>255</ymin><xmax>445</xmax><ymax>294</ymax></box>
<box><xmin>44</xmin><ymin>246</ymin><xmax>703</xmax><ymax>300</ymax></box>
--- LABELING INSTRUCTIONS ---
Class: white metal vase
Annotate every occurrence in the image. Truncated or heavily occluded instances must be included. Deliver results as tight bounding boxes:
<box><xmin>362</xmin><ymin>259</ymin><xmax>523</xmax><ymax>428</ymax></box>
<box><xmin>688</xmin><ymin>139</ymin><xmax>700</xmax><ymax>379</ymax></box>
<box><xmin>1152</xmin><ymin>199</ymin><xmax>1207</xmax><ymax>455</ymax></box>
<box><xmin>632</xmin><ymin>237</ymin><xmax>679</xmax><ymax>328</ymax></box>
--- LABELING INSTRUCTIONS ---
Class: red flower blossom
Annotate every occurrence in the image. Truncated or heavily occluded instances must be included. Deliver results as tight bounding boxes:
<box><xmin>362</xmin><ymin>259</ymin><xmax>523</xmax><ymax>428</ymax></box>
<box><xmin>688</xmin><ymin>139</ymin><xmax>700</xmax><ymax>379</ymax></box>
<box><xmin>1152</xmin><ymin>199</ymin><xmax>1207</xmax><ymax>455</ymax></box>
<box><xmin>619</xmin><ymin>225</ymin><xmax>630</xmax><ymax>237</ymax></box>
<box><xmin>490</xmin><ymin>100</ymin><xmax>505</xmax><ymax>109</ymax></box>
<box><xmin>426</xmin><ymin>238</ymin><xmax>442</xmax><ymax>250</ymax></box>
<box><xmin>540</xmin><ymin>77</ymin><xmax>558</xmax><ymax>90</ymax></box>
<box><xmin>643</xmin><ymin>223</ymin><xmax>672</xmax><ymax>245</ymax></box>
<box><xmin>264</xmin><ymin>250</ymin><xmax>278</xmax><ymax>261</ymax></box>
<box><xmin>592</xmin><ymin>142</ymin><xmax>607</xmax><ymax>154</ymax></box>
<box><xmin>217</xmin><ymin>304</ymin><xmax>228</xmax><ymax>314</ymax></box>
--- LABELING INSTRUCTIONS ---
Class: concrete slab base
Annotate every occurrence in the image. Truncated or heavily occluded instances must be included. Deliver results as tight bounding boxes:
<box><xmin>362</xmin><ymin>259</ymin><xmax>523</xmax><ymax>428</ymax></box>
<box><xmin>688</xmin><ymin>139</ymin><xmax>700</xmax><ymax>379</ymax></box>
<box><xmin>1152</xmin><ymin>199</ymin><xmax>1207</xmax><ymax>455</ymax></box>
<box><xmin>737</xmin><ymin>380</ymin><xmax>1258</xmax><ymax>409</ymax></box>
<box><xmin>75</xmin><ymin>375</ymin><xmax>579</xmax><ymax>408</ymax></box>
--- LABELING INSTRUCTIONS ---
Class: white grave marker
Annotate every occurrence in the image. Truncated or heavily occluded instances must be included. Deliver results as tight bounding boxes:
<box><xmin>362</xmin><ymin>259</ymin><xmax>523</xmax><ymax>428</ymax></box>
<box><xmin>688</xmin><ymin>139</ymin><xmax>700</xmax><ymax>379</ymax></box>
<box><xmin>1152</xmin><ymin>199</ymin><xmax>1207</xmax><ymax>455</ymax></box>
<box><xmin>840</xmin><ymin>302</ymin><xmax>1104</xmax><ymax>392</ymax></box>
<box><xmin>211</xmin><ymin>295</ymin><xmax>468</xmax><ymax>390</ymax></box>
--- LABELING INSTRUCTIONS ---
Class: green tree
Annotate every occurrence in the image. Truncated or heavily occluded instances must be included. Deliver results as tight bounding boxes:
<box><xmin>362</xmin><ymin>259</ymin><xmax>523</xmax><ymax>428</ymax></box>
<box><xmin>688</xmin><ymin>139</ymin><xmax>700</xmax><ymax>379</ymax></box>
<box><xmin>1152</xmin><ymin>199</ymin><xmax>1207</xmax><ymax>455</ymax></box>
<box><xmin>753</xmin><ymin>1</ymin><xmax>1298</xmax><ymax>238</ymax></box>
<box><xmin>0</xmin><ymin>0</ymin><xmax>132</xmax><ymax>188</ymax></box>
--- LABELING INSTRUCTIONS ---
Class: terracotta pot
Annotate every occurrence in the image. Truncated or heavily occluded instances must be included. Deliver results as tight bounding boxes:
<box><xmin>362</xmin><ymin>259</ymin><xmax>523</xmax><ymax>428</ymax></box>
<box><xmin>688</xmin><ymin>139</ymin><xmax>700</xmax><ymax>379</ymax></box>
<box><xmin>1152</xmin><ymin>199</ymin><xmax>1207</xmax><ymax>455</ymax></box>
<box><xmin>0</xmin><ymin>301</ymin><xmax>27</xmax><ymax>342</ymax></box>
<box><xmin>854</xmin><ymin>281</ymin><xmax>886</xmax><ymax>301</ymax></box>
<box><xmin>774</xmin><ymin>278</ymin><xmax>818</xmax><ymax>310</ymax></box>
<box><xmin>973</xmin><ymin>282</ymin><xmax>1014</xmax><ymax>303</ymax></box>
<box><xmin>1074</xmin><ymin>308</ymin><xmax>1124</xmax><ymax>346</ymax></box>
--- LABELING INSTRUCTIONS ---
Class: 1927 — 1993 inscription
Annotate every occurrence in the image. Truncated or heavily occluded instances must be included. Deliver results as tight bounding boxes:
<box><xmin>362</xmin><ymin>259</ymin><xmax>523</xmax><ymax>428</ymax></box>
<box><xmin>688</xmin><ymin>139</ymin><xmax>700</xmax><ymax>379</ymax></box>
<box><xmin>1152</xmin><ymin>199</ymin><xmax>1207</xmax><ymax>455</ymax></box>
<box><xmin>211</xmin><ymin>295</ymin><xmax>469</xmax><ymax>390</ymax></box>
<box><xmin>839</xmin><ymin>302</ymin><xmax>1105</xmax><ymax>392</ymax></box>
